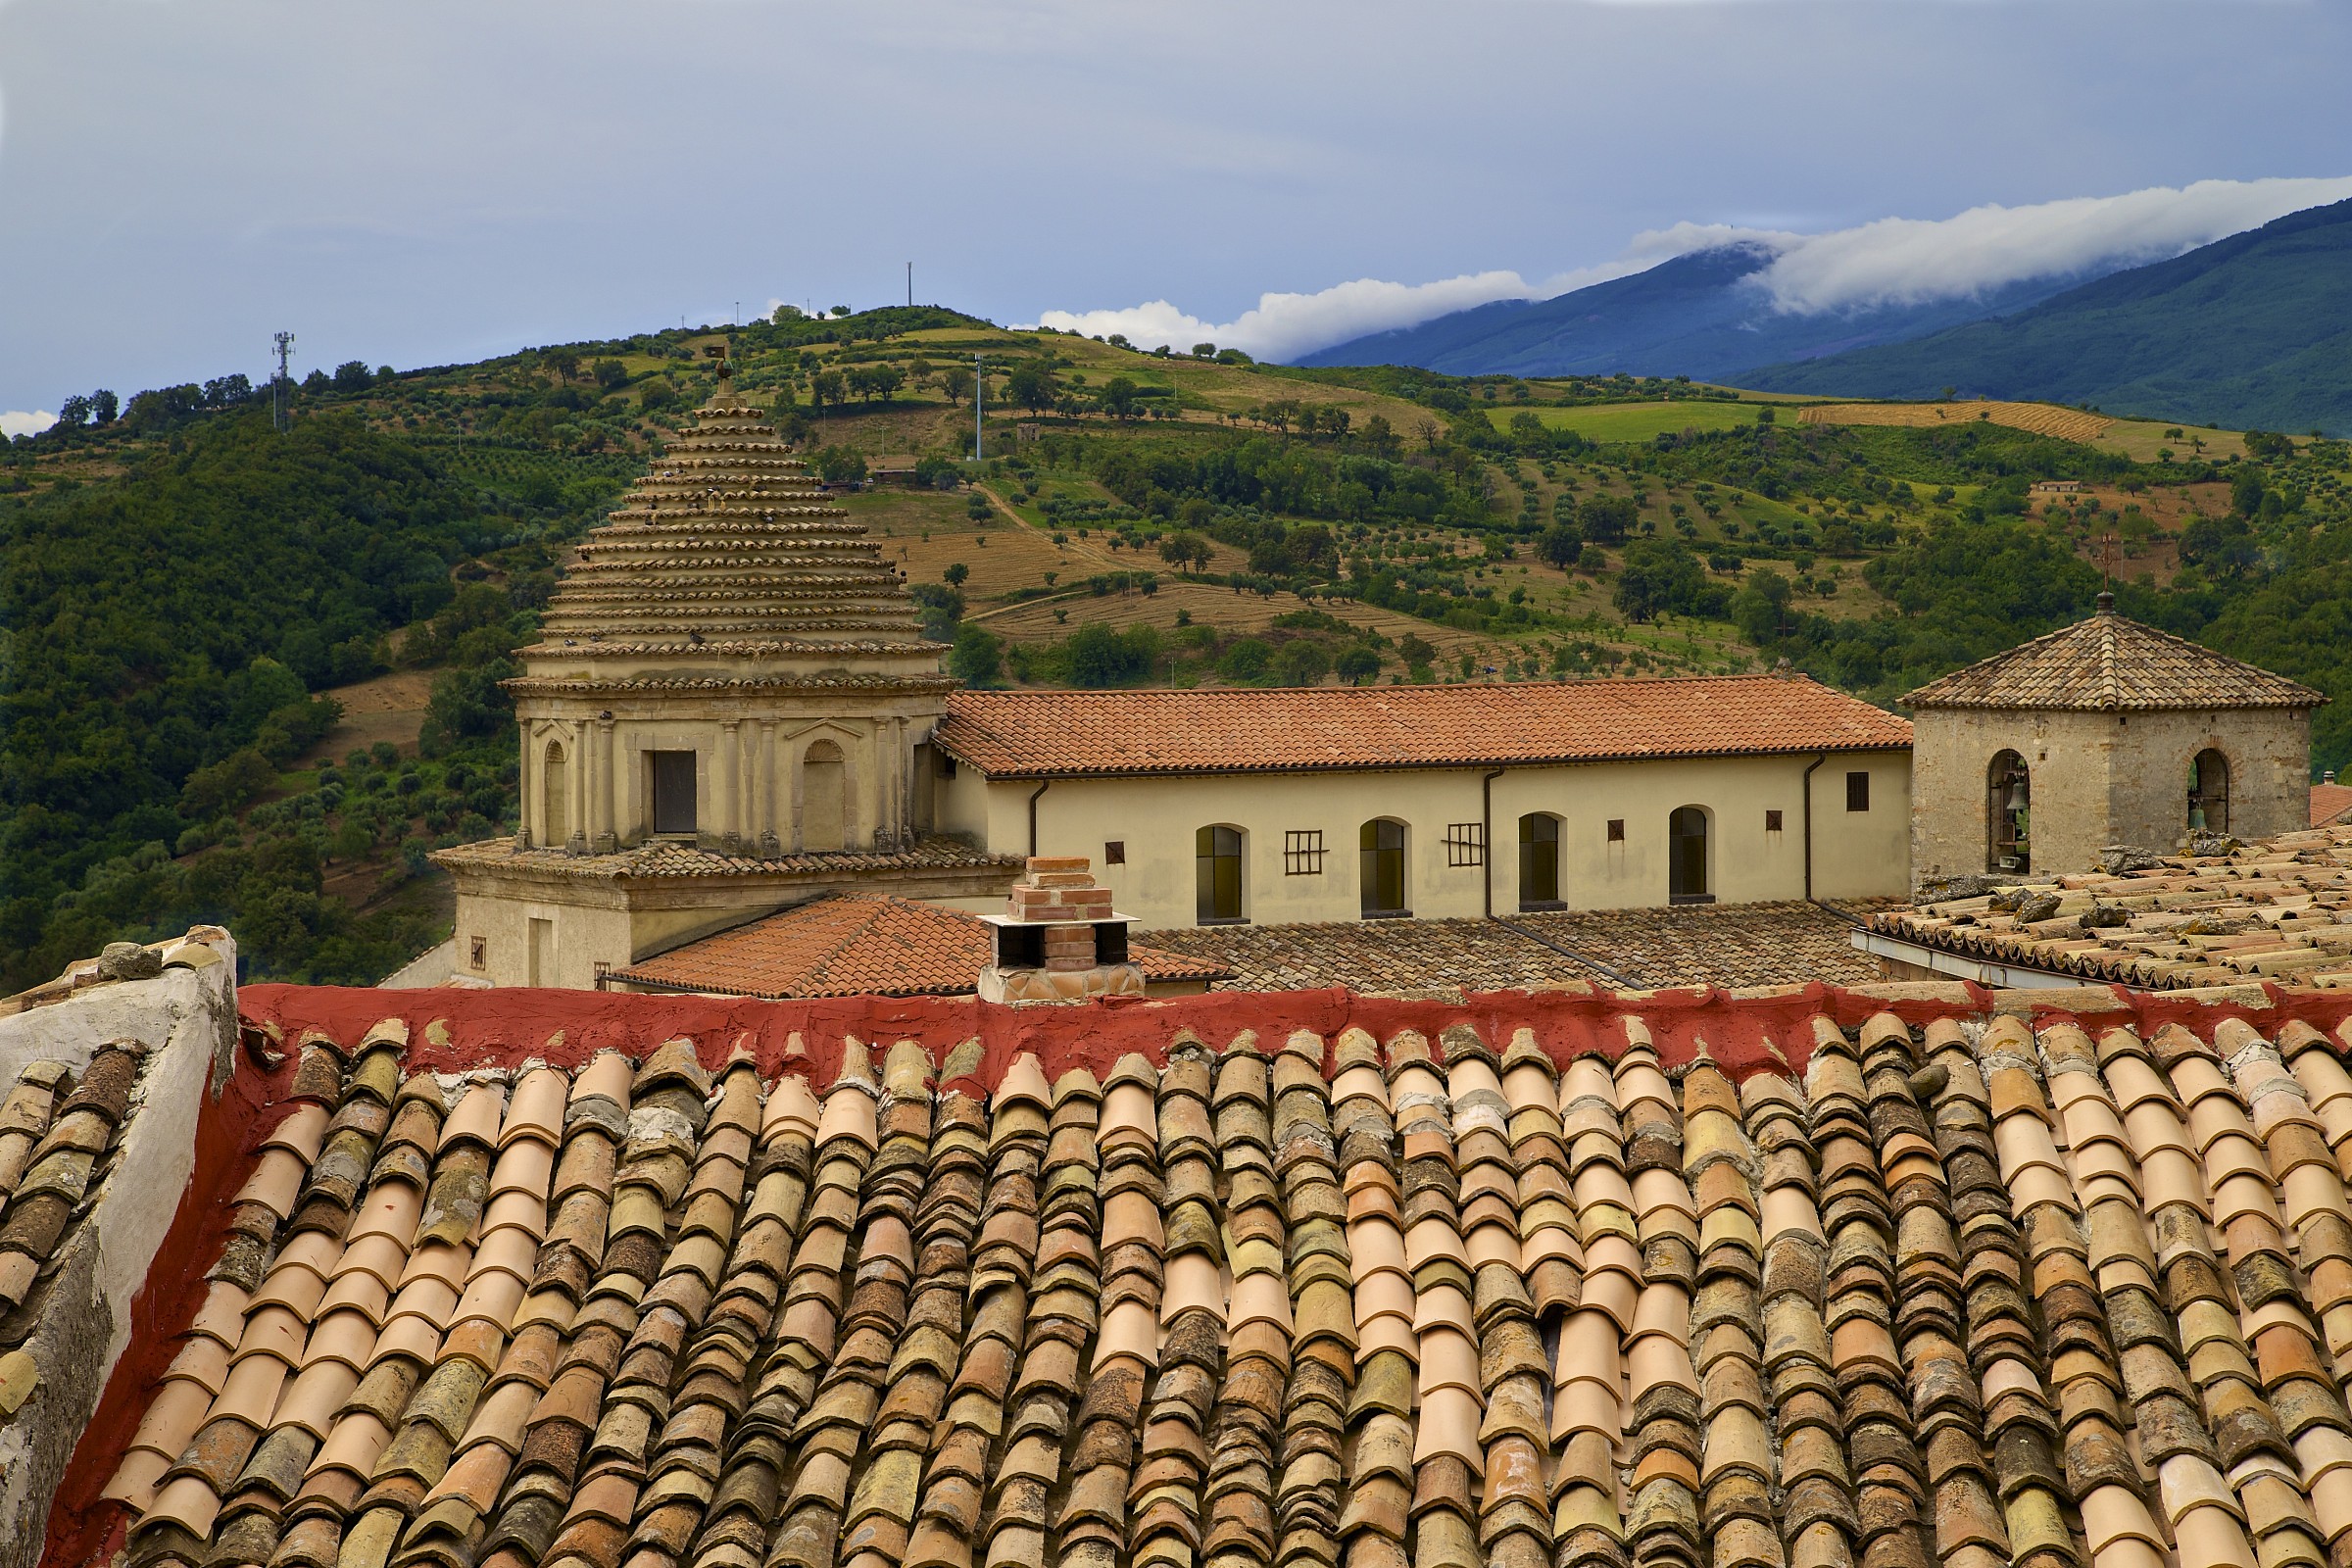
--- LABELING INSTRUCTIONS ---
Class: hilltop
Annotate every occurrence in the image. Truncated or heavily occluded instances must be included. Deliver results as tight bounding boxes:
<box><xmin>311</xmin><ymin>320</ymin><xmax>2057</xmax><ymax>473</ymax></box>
<box><xmin>1745</xmin><ymin>199</ymin><xmax>2352</xmax><ymax>435</ymax></box>
<box><xmin>8</xmin><ymin>304</ymin><xmax>2352</xmax><ymax>988</ymax></box>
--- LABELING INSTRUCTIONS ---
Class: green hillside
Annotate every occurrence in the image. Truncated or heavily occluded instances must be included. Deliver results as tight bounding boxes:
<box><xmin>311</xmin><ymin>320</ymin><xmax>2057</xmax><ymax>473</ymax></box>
<box><xmin>8</xmin><ymin>306</ymin><xmax>2352</xmax><ymax>989</ymax></box>
<box><xmin>1747</xmin><ymin>199</ymin><xmax>2352</xmax><ymax>435</ymax></box>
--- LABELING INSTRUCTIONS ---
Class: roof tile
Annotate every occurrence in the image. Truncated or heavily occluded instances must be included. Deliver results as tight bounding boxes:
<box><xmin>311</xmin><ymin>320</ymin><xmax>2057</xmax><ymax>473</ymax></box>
<box><xmin>937</xmin><ymin>676</ymin><xmax>1910</xmax><ymax>778</ymax></box>
<box><xmin>1904</xmin><ymin>607</ymin><xmax>2323</xmax><ymax>711</ymax></box>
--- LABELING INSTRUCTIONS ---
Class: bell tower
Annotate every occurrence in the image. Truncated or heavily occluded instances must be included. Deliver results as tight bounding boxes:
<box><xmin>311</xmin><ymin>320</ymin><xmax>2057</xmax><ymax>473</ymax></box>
<box><xmin>506</xmin><ymin>341</ymin><xmax>952</xmax><ymax>858</ymax></box>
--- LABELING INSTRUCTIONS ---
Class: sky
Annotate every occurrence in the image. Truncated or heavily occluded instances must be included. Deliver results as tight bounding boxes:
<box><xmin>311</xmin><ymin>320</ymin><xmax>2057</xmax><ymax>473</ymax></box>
<box><xmin>5</xmin><ymin>0</ymin><xmax>2352</xmax><ymax>429</ymax></box>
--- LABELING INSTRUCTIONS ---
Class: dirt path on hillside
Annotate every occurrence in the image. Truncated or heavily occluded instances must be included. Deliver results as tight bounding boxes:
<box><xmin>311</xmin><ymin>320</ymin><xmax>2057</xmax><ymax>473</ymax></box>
<box><xmin>300</xmin><ymin>667</ymin><xmax>435</xmax><ymax>764</ymax></box>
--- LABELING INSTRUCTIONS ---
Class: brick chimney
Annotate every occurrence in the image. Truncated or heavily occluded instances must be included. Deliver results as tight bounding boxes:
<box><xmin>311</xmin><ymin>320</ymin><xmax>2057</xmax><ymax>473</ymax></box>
<box><xmin>979</xmin><ymin>857</ymin><xmax>1143</xmax><ymax>1004</ymax></box>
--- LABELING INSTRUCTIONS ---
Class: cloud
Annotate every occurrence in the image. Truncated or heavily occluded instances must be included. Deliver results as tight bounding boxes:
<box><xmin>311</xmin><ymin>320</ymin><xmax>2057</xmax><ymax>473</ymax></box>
<box><xmin>1756</xmin><ymin>176</ymin><xmax>2352</xmax><ymax>314</ymax></box>
<box><xmin>1036</xmin><ymin>175</ymin><xmax>2352</xmax><ymax>362</ymax></box>
<box><xmin>0</xmin><ymin>410</ymin><xmax>54</xmax><ymax>439</ymax></box>
<box><xmin>1026</xmin><ymin>223</ymin><xmax>1755</xmax><ymax>362</ymax></box>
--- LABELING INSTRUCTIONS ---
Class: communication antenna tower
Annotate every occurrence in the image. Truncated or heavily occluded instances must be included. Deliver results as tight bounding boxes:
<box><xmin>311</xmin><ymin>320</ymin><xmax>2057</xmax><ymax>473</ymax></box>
<box><xmin>270</xmin><ymin>331</ymin><xmax>295</xmax><ymax>431</ymax></box>
<box><xmin>974</xmin><ymin>353</ymin><xmax>984</xmax><ymax>462</ymax></box>
<box><xmin>906</xmin><ymin>263</ymin><xmax>912</xmax><ymax>308</ymax></box>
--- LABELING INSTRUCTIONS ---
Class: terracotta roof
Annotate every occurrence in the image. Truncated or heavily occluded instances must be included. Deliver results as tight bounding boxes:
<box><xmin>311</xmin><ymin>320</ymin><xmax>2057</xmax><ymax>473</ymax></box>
<box><xmin>937</xmin><ymin>676</ymin><xmax>1912</xmax><ymax>777</ymax></box>
<box><xmin>1140</xmin><ymin>901</ymin><xmax>1899</xmax><ymax>995</ymax></box>
<box><xmin>2313</xmin><ymin>783</ymin><xmax>2352</xmax><ymax>827</ymax></box>
<box><xmin>1872</xmin><ymin>821</ymin><xmax>2352</xmax><ymax>988</ymax></box>
<box><xmin>612</xmin><ymin>894</ymin><xmax>1230</xmax><ymax>998</ymax></box>
<box><xmin>431</xmin><ymin>834</ymin><xmax>1021</xmax><ymax>882</ymax></box>
<box><xmin>1903</xmin><ymin>606</ymin><xmax>2324</xmax><ymax>711</ymax></box>
<box><xmin>0</xmin><ymin>1044</ymin><xmax>146</xmax><ymax>1328</ymax></box>
<box><xmin>77</xmin><ymin>979</ymin><xmax>2352</xmax><ymax>1568</ymax></box>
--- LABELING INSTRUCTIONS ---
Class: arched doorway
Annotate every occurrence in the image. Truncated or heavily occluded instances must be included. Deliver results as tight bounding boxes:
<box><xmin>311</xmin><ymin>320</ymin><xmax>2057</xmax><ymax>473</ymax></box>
<box><xmin>2189</xmin><ymin>749</ymin><xmax>2230</xmax><ymax>833</ymax></box>
<box><xmin>1988</xmin><ymin>751</ymin><xmax>2030</xmax><ymax>872</ymax></box>
<box><xmin>1668</xmin><ymin>807</ymin><xmax>1711</xmax><ymax>904</ymax></box>
<box><xmin>1196</xmin><ymin>825</ymin><xmax>1244</xmax><ymax>922</ymax></box>
<box><xmin>802</xmin><ymin>740</ymin><xmax>846</xmax><ymax>851</ymax></box>
<box><xmin>542</xmin><ymin>741</ymin><xmax>568</xmax><ymax>847</ymax></box>
<box><xmin>1360</xmin><ymin>818</ymin><xmax>1407</xmax><ymax>916</ymax></box>
<box><xmin>1519</xmin><ymin>812</ymin><xmax>1561</xmax><ymax>907</ymax></box>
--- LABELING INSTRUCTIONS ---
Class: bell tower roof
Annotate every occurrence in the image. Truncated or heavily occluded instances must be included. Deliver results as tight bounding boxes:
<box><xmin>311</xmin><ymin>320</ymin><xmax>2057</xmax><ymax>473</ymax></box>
<box><xmin>519</xmin><ymin>352</ymin><xmax>939</xmax><ymax>672</ymax></box>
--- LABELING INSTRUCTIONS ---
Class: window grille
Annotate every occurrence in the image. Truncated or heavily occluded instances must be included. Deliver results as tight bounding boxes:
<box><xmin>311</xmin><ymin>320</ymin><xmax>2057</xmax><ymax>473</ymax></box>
<box><xmin>1444</xmin><ymin>822</ymin><xmax>1486</xmax><ymax>868</ymax></box>
<box><xmin>1284</xmin><ymin>830</ymin><xmax>1326</xmax><ymax>876</ymax></box>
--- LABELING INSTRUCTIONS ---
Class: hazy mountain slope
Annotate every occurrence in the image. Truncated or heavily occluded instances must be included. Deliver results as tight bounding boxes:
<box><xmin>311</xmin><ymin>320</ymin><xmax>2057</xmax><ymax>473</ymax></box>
<box><xmin>1744</xmin><ymin>199</ymin><xmax>2352</xmax><ymax>434</ymax></box>
<box><xmin>1295</xmin><ymin>244</ymin><xmax>2079</xmax><ymax>379</ymax></box>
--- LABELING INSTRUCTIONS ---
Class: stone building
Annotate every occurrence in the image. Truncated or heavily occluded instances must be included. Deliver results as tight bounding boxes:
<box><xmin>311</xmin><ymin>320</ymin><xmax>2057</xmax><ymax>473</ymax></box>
<box><xmin>1904</xmin><ymin>593</ymin><xmax>2323</xmax><ymax>884</ymax></box>
<box><xmin>432</xmin><ymin>356</ymin><xmax>1019</xmax><ymax>989</ymax></box>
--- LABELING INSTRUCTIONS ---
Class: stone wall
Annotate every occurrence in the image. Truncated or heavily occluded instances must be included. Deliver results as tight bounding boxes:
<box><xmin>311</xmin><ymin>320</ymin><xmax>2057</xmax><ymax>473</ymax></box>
<box><xmin>2101</xmin><ymin>706</ymin><xmax>2310</xmax><ymax>848</ymax></box>
<box><xmin>1911</xmin><ymin>706</ymin><xmax>2311</xmax><ymax>885</ymax></box>
<box><xmin>0</xmin><ymin>942</ymin><xmax>237</xmax><ymax>1568</ymax></box>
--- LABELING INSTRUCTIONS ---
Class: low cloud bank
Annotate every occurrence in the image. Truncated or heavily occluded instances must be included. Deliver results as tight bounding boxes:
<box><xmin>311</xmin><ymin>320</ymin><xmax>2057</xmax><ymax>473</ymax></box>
<box><xmin>0</xmin><ymin>410</ymin><xmax>57</xmax><ymax>439</ymax></box>
<box><xmin>1032</xmin><ymin>176</ymin><xmax>2352</xmax><ymax>362</ymax></box>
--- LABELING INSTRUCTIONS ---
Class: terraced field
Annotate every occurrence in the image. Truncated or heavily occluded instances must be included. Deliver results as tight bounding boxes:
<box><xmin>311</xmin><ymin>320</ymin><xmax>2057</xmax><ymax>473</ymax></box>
<box><xmin>1797</xmin><ymin>400</ymin><xmax>2113</xmax><ymax>442</ymax></box>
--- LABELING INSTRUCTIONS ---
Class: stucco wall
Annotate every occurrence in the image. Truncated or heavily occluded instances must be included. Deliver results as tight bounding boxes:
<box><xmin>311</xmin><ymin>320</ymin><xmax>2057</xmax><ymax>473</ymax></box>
<box><xmin>945</xmin><ymin>751</ymin><xmax>1910</xmax><ymax>929</ymax></box>
<box><xmin>453</xmin><ymin>886</ymin><xmax>636</xmax><ymax>990</ymax></box>
<box><xmin>1910</xmin><ymin>706</ymin><xmax>2311</xmax><ymax>884</ymax></box>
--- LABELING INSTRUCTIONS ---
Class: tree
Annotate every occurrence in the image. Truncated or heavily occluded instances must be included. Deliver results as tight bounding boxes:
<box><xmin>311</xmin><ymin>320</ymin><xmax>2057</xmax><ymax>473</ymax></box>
<box><xmin>810</xmin><ymin>369</ymin><xmax>845</xmax><ymax>410</ymax></box>
<box><xmin>1612</xmin><ymin>538</ymin><xmax>1720</xmax><ymax>623</ymax></box>
<box><xmin>1539</xmin><ymin>522</ymin><xmax>1585</xmax><ymax>568</ymax></box>
<box><xmin>940</xmin><ymin>365</ymin><xmax>974</xmax><ymax>405</ymax></box>
<box><xmin>811</xmin><ymin>445</ymin><xmax>867</xmax><ymax>483</ymax></box>
<box><xmin>1274</xmin><ymin>640</ymin><xmax>1332</xmax><ymax>686</ymax></box>
<box><xmin>1159</xmin><ymin>531</ymin><xmax>1210</xmax><ymax>575</ymax></box>
<box><xmin>593</xmin><ymin>358</ymin><xmax>630</xmax><ymax>390</ymax></box>
<box><xmin>1335</xmin><ymin>644</ymin><xmax>1382</xmax><ymax>685</ymax></box>
<box><xmin>1005</xmin><ymin>362</ymin><xmax>1059</xmax><ymax>416</ymax></box>
<box><xmin>1217</xmin><ymin>638</ymin><xmax>1273</xmax><ymax>683</ymax></box>
<box><xmin>332</xmin><ymin>361</ymin><xmax>374</xmax><ymax>393</ymax></box>
<box><xmin>544</xmin><ymin>349</ymin><xmax>580</xmax><ymax>381</ymax></box>
<box><xmin>948</xmin><ymin>623</ymin><xmax>1004</xmax><ymax>686</ymax></box>
<box><xmin>90</xmin><ymin>389</ymin><xmax>119</xmax><ymax>424</ymax></box>
<box><xmin>52</xmin><ymin>395</ymin><xmax>91</xmax><ymax>432</ymax></box>
<box><xmin>1100</xmin><ymin>377</ymin><xmax>1142</xmax><ymax>420</ymax></box>
<box><xmin>944</xmin><ymin>562</ymin><xmax>970</xmax><ymax>587</ymax></box>
<box><xmin>1579</xmin><ymin>496</ymin><xmax>1638</xmax><ymax>545</ymax></box>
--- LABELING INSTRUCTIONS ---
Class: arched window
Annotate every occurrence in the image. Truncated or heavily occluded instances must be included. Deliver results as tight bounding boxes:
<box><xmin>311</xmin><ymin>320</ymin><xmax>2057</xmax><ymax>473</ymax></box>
<box><xmin>1668</xmin><ymin>807</ymin><xmax>1711</xmax><ymax>903</ymax></box>
<box><xmin>542</xmin><ymin>741</ymin><xmax>569</xmax><ymax>848</ymax></box>
<box><xmin>1360</xmin><ymin>818</ymin><xmax>1407</xmax><ymax>916</ymax></box>
<box><xmin>1519</xmin><ymin>812</ymin><xmax>1562</xmax><ymax>908</ymax></box>
<box><xmin>1196</xmin><ymin>825</ymin><xmax>1245</xmax><ymax>922</ymax></box>
<box><xmin>1988</xmin><ymin>750</ymin><xmax>2031</xmax><ymax>872</ymax></box>
<box><xmin>802</xmin><ymin>739</ymin><xmax>846</xmax><ymax>851</ymax></box>
<box><xmin>2189</xmin><ymin>749</ymin><xmax>2230</xmax><ymax>833</ymax></box>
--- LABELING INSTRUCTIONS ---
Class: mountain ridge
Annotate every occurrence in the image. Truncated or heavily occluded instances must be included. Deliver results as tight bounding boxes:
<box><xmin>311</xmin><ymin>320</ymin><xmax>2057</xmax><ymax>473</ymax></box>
<box><xmin>1742</xmin><ymin>198</ymin><xmax>2352</xmax><ymax>434</ymax></box>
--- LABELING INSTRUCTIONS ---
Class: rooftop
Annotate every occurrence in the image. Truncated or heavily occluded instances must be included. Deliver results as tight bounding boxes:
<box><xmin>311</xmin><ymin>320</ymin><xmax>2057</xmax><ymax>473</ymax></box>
<box><xmin>519</xmin><ymin>377</ymin><xmax>930</xmax><ymax>659</ymax></box>
<box><xmin>935</xmin><ymin>675</ymin><xmax>1912</xmax><ymax>779</ymax></box>
<box><xmin>2313</xmin><ymin>782</ymin><xmax>2352</xmax><ymax>827</ymax></box>
<box><xmin>1140</xmin><ymin>901</ymin><xmax>1897</xmax><ymax>995</ymax></box>
<box><xmin>430</xmin><ymin>835</ymin><xmax>1021</xmax><ymax>883</ymax></box>
<box><xmin>54</xmin><ymin>975</ymin><xmax>2352</xmax><ymax>1568</ymax></box>
<box><xmin>1903</xmin><ymin>601</ymin><xmax>2325</xmax><ymax>712</ymax></box>
<box><xmin>1871</xmin><ymin>821</ymin><xmax>2352</xmax><ymax>988</ymax></box>
<box><xmin>611</xmin><ymin>894</ymin><xmax>1231</xmax><ymax>999</ymax></box>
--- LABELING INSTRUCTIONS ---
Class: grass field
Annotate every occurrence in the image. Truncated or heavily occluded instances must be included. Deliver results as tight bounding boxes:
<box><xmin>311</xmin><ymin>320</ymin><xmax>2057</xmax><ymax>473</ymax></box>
<box><xmin>1487</xmin><ymin>401</ymin><xmax>1768</xmax><ymax>442</ymax></box>
<box><xmin>1796</xmin><ymin>400</ymin><xmax>2113</xmax><ymax>443</ymax></box>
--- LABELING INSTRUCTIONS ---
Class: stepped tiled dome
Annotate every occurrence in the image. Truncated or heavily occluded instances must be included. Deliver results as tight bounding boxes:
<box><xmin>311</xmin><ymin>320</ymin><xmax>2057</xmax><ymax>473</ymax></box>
<box><xmin>525</xmin><ymin>374</ymin><xmax>932</xmax><ymax>660</ymax></box>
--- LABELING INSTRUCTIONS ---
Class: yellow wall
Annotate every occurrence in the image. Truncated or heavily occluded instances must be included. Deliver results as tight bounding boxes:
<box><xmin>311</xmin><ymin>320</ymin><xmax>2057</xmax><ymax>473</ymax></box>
<box><xmin>940</xmin><ymin>751</ymin><xmax>1910</xmax><ymax>929</ymax></box>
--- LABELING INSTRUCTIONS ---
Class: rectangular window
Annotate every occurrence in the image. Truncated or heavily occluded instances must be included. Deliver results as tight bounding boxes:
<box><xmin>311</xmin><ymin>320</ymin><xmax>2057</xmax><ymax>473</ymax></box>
<box><xmin>1766</xmin><ymin>808</ymin><xmax>1785</xmax><ymax>832</ymax></box>
<box><xmin>1284</xmin><ymin>830</ymin><xmax>1326</xmax><ymax>876</ymax></box>
<box><xmin>650</xmin><ymin>751</ymin><xmax>698</xmax><ymax>835</ymax></box>
<box><xmin>1846</xmin><ymin>770</ymin><xmax>1871</xmax><ymax>812</ymax></box>
<box><xmin>1104</xmin><ymin>840</ymin><xmax>1126</xmax><ymax>865</ymax></box>
<box><xmin>1606</xmin><ymin>818</ymin><xmax>1626</xmax><ymax>843</ymax></box>
<box><xmin>1444</xmin><ymin>822</ymin><xmax>1485</xmax><ymax>867</ymax></box>
<box><xmin>469</xmin><ymin>936</ymin><xmax>487</xmax><ymax>970</ymax></box>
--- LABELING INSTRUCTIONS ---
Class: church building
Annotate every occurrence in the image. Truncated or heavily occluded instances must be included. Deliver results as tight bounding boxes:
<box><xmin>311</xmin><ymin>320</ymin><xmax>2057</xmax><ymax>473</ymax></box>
<box><xmin>435</xmin><ymin>367</ymin><xmax>1922</xmax><ymax>991</ymax></box>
